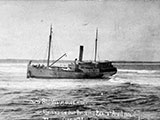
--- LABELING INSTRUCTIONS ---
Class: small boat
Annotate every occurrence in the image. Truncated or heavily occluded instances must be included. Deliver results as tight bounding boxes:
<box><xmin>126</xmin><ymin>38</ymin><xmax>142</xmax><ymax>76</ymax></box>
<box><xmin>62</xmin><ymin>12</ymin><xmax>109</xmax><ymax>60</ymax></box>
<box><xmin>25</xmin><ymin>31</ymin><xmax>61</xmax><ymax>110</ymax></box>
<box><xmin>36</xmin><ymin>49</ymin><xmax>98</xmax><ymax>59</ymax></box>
<box><xmin>27</xmin><ymin>26</ymin><xmax>117</xmax><ymax>79</ymax></box>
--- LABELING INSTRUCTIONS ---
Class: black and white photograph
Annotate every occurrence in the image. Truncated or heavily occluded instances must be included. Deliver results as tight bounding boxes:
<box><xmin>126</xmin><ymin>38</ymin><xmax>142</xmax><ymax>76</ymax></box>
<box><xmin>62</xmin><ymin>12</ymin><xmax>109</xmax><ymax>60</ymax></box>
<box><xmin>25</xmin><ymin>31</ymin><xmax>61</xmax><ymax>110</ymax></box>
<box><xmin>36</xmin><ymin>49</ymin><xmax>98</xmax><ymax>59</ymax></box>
<box><xmin>0</xmin><ymin>0</ymin><xmax>160</xmax><ymax>119</ymax></box>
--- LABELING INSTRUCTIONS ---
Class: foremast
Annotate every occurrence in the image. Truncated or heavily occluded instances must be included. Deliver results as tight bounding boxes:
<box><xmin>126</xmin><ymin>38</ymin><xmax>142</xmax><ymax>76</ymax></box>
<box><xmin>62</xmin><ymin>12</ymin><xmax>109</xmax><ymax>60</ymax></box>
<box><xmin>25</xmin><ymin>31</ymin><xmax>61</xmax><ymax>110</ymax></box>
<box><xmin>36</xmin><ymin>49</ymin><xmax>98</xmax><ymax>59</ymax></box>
<box><xmin>94</xmin><ymin>28</ymin><xmax>98</xmax><ymax>62</ymax></box>
<box><xmin>47</xmin><ymin>25</ymin><xmax>52</xmax><ymax>67</ymax></box>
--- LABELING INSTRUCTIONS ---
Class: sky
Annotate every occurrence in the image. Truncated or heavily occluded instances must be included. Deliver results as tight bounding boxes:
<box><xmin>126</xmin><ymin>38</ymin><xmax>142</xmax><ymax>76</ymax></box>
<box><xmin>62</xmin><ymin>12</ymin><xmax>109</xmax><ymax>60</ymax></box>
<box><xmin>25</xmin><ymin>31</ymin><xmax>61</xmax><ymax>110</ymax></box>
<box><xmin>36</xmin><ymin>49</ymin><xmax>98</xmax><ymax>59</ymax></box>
<box><xmin>0</xmin><ymin>0</ymin><xmax>160</xmax><ymax>61</ymax></box>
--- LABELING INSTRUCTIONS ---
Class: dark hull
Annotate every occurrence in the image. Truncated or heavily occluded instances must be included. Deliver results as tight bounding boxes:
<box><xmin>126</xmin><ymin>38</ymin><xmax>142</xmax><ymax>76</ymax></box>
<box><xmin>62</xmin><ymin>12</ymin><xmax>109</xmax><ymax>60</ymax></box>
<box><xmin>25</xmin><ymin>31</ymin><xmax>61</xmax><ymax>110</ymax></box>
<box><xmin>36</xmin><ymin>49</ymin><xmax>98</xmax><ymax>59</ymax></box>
<box><xmin>27</xmin><ymin>66</ymin><xmax>116</xmax><ymax>79</ymax></box>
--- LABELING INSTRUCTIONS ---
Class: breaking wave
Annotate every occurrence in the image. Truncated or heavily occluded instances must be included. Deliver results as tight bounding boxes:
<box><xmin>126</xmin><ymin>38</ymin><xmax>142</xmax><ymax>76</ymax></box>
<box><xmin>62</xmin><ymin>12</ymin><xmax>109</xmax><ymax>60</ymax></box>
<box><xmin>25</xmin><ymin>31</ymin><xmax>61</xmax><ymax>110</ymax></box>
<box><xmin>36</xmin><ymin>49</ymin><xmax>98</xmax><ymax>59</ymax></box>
<box><xmin>0</xmin><ymin>63</ymin><xmax>160</xmax><ymax>119</ymax></box>
<box><xmin>118</xmin><ymin>69</ymin><xmax>160</xmax><ymax>74</ymax></box>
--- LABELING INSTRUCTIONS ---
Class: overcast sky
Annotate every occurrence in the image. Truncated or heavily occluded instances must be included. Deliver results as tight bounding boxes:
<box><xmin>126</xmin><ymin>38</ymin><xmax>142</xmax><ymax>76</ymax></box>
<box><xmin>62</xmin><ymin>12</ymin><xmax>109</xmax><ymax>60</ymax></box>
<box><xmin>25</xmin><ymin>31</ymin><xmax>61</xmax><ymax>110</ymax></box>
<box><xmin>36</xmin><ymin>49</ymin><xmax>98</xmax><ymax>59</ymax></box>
<box><xmin>0</xmin><ymin>0</ymin><xmax>160</xmax><ymax>61</ymax></box>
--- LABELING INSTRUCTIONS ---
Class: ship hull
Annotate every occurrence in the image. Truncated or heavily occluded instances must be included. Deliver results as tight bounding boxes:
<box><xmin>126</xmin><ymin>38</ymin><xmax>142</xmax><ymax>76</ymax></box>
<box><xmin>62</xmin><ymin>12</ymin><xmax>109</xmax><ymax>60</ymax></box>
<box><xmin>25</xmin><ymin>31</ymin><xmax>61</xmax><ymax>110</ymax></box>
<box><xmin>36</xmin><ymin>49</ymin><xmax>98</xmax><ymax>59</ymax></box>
<box><xmin>27</xmin><ymin>66</ymin><xmax>116</xmax><ymax>79</ymax></box>
<box><xmin>26</xmin><ymin>27</ymin><xmax>117</xmax><ymax>79</ymax></box>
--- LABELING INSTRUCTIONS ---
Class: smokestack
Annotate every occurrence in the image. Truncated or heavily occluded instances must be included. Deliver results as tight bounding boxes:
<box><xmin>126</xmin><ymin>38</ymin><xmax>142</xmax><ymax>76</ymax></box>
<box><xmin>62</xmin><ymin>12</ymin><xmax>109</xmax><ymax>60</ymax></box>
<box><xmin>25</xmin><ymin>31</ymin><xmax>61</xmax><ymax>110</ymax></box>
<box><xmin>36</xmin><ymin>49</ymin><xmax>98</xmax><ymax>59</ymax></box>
<box><xmin>79</xmin><ymin>45</ymin><xmax>84</xmax><ymax>62</ymax></box>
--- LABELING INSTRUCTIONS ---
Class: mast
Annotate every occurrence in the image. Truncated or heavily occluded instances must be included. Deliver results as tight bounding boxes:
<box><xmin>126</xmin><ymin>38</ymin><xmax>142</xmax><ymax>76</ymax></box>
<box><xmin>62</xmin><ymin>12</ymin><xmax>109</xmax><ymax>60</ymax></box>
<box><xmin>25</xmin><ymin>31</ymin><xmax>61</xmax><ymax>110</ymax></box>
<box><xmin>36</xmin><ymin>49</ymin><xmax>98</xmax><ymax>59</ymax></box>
<box><xmin>47</xmin><ymin>25</ymin><xmax>52</xmax><ymax>67</ymax></box>
<box><xmin>94</xmin><ymin>28</ymin><xmax>98</xmax><ymax>62</ymax></box>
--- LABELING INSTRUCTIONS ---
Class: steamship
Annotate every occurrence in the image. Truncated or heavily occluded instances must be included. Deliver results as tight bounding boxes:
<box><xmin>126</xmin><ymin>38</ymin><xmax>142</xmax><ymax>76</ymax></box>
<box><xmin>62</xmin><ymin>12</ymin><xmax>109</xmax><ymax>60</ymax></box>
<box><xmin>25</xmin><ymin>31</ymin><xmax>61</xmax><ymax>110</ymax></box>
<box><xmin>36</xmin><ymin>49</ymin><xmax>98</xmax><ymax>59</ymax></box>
<box><xmin>26</xmin><ymin>26</ymin><xmax>117</xmax><ymax>79</ymax></box>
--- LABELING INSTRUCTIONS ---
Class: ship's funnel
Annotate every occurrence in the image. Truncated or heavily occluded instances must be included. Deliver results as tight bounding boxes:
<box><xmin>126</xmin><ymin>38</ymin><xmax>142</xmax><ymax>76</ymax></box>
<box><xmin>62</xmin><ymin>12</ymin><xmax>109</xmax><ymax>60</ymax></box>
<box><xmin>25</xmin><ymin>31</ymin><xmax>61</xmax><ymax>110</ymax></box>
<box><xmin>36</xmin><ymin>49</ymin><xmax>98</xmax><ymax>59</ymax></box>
<box><xmin>79</xmin><ymin>45</ymin><xmax>84</xmax><ymax>62</ymax></box>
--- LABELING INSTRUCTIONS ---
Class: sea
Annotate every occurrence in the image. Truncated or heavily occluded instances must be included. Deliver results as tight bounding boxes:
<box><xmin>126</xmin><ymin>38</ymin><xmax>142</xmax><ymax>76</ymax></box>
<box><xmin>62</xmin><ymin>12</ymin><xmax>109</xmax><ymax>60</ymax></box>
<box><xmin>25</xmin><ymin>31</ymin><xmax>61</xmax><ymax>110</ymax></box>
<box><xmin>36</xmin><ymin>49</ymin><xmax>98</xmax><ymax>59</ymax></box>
<box><xmin>0</xmin><ymin>61</ymin><xmax>160</xmax><ymax>120</ymax></box>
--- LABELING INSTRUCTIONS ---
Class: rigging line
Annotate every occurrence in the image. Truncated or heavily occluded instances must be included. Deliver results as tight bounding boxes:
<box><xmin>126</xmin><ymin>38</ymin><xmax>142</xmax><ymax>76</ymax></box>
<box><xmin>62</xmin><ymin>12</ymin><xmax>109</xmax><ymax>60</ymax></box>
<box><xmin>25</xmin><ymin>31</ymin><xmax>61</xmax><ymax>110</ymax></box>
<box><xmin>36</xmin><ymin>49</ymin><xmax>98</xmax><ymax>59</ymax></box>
<box><xmin>30</xmin><ymin>36</ymin><xmax>44</xmax><ymax>59</ymax></box>
<box><xmin>30</xmin><ymin>40</ymin><xmax>40</xmax><ymax>60</ymax></box>
<box><xmin>98</xmin><ymin>54</ymin><xmax>100</xmax><ymax>61</ymax></box>
<box><xmin>51</xmin><ymin>30</ymin><xmax>57</xmax><ymax>62</ymax></box>
<box><xmin>53</xmin><ymin>32</ymin><xmax>65</xmax><ymax>56</ymax></box>
<box><xmin>97</xmin><ymin>33</ymin><xmax>100</xmax><ymax>61</ymax></box>
<box><xmin>55</xmin><ymin>38</ymin><xmax>63</xmax><ymax>55</ymax></box>
<box><xmin>31</xmin><ymin>46</ymin><xmax>40</xmax><ymax>61</ymax></box>
<box><xmin>91</xmin><ymin>46</ymin><xmax>94</xmax><ymax>61</ymax></box>
<box><xmin>37</xmin><ymin>42</ymin><xmax>46</xmax><ymax>61</ymax></box>
<box><xmin>51</xmin><ymin>37</ymin><xmax>54</xmax><ymax>61</ymax></box>
<box><xmin>31</xmin><ymin>30</ymin><xmax>50</xmax><ymax>62</ymax></box>
<box><xmin>43</xmin><ymin>42</ymin><xmax>48</xmax><ymax>63</ymax></box>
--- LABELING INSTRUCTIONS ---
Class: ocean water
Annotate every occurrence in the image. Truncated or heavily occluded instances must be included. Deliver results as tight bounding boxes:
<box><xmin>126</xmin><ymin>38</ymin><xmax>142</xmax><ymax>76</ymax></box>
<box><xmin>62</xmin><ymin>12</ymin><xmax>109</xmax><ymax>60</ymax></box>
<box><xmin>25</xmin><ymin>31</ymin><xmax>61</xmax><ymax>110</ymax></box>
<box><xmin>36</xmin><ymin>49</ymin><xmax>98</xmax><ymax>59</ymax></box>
<box><xmin>0</xmin><ymin>62</ymin><xmax>160</xmax><ymax>120</ymax></box>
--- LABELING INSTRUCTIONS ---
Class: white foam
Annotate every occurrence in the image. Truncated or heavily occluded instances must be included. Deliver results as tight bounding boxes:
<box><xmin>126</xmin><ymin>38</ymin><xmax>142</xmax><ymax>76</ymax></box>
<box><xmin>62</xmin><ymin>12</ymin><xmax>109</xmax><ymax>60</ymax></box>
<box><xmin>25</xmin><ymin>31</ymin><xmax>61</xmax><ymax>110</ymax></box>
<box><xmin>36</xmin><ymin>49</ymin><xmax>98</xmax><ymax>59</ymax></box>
<box><xmin>0</xmin><ymin>78</ymin><xmax>119</xmax><ymax>90</ymax></box>
<box><xmin>0</xmin><ymin>63</ymin><xmax>160</xmax><ymax>90</ymax></box>
<box><xmin>118</xmin><ymin>69</ymin><xmax>160</xmax><ymax>74</ymax></box>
